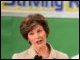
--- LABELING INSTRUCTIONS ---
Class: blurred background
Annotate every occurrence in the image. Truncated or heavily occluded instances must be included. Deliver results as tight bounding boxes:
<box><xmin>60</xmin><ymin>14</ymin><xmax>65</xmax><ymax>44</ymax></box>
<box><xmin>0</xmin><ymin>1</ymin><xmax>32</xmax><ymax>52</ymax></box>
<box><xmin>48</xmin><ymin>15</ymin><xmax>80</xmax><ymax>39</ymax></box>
<box><xmin>1</xmin><ymin>1</ymin><xmax>79</xmax><ymax>59</ymax></box>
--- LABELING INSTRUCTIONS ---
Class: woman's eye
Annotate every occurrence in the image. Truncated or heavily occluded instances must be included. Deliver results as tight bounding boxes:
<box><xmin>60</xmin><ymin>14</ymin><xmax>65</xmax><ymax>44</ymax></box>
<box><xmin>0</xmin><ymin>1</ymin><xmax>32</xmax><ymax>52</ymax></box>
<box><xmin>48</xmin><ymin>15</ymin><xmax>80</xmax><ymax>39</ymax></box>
<box><xmin>29</xmin><ymin>32</ymin><xmax>34</xmax><ymax>35</ymax></box>
<box><xmin>37</xmin><ymin>30</ymin><xmax>42</xmax><ymax>33</ymax></box>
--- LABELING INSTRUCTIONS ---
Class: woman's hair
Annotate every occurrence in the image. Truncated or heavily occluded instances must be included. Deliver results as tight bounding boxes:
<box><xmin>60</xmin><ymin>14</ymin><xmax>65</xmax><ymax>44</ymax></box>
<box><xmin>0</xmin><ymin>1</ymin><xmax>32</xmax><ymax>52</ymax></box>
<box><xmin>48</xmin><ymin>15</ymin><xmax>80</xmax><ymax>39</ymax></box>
<box><xmin>20</xmin><ymin>14</ymin><xmax>49</xmax><ymax>40</ymax></box>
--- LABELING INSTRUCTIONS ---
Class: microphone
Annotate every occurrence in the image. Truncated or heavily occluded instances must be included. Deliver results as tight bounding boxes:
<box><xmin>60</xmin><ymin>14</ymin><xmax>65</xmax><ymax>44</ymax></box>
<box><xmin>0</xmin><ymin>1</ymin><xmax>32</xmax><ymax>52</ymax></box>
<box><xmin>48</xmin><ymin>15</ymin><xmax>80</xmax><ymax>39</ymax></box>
<box><xmin>34</xmin><ymin>55</ymin><xmax>42</xmax><ymax>59</ymax></box>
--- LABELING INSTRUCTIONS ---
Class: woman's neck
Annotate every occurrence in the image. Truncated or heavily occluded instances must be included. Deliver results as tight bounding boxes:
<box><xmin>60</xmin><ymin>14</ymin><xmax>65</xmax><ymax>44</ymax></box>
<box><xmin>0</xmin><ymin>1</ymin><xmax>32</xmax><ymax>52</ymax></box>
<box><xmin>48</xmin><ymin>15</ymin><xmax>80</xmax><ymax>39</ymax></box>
<box><xmin>35</xmin><ymin>44</ymin><xmax>50</xmax><ymax>59</ymax></box>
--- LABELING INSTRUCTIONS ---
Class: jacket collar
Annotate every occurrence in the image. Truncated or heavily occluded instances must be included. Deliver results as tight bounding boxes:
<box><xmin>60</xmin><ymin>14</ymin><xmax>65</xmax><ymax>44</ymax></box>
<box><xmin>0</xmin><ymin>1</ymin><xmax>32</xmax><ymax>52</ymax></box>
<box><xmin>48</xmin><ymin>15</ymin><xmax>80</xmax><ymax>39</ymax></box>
<box><xmin>27</xmin><ymin>43</ymin><xmax>57</xmax><ymax>59</ymax></box>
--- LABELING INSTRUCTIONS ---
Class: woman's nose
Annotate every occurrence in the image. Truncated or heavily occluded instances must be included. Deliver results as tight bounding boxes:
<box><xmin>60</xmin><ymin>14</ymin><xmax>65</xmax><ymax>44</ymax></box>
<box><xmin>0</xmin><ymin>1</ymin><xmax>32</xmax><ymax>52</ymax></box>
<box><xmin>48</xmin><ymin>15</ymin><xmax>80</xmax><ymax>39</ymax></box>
<box><xmin>34</xmin><ymin>33</ymin><xmax>40</xmax><ymax>39</ymax></box>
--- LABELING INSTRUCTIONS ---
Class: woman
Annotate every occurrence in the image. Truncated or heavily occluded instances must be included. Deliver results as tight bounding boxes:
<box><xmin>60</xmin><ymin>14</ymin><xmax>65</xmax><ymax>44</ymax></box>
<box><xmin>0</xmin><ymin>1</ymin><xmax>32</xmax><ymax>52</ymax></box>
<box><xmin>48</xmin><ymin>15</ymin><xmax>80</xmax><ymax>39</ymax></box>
<box><xmin>12</xmin><ymin>14</ymin><xmax>69</xmax><ymax>59</ymax></box>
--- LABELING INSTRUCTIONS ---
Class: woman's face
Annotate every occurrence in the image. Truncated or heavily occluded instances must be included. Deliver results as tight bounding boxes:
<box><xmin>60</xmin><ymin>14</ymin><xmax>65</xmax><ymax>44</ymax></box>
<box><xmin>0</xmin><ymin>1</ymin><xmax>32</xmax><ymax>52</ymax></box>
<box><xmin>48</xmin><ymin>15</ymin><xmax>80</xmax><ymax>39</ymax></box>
<box><xmin>28</xmin><ymin>24</ymin><xmax>47</xmax><ymax>48</ymax></box>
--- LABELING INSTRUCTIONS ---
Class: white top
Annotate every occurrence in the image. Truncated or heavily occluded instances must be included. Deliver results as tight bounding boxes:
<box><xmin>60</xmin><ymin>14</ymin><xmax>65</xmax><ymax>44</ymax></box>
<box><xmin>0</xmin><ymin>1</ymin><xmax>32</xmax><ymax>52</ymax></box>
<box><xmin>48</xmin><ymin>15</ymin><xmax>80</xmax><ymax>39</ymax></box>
<box><xmin>12</xmin><ymin>44</ymin><xmax>69</xmax><ymax>59</ymax></box>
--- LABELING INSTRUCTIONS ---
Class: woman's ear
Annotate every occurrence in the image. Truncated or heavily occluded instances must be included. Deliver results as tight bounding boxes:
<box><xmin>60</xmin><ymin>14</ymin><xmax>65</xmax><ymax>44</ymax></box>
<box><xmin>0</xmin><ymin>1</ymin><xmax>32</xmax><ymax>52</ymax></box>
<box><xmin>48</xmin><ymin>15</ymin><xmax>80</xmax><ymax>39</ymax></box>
<box><xmin>28</xmin><ymin>40</ymin><xmax>31</xmax><ymax>45</ymax></box>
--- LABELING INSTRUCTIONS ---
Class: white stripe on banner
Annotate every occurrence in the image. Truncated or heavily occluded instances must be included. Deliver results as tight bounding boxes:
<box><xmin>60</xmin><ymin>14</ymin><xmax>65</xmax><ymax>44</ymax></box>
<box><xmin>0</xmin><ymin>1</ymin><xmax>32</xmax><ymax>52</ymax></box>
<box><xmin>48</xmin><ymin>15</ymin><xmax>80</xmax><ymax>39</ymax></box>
<box><xmin>1</xmin><ymin>10</ymin><xmax>79</xmax><ymax>18</ymax></box>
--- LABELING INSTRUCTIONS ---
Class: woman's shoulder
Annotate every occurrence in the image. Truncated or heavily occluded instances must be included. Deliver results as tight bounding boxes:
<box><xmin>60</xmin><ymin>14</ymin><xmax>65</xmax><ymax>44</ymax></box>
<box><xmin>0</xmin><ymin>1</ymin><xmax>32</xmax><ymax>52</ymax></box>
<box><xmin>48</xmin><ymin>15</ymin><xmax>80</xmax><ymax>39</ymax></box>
<box><xmin>12</xmin><ymin>46</ymin><xmax>35</xmax><ymax>59</ymax></box>
<box><xmin>12</xmin><ymin>49</ymin><xmax>30</xmax><ymax>59</ymax></box>
<box><xmin>47</xmin><ymin>43</ymin><xmax>69</xmax><ymax>59</ymax></box>
<box><xmin>54</xmin><ymin>50</ymin><xmax>69</xmax><ymax>59</ymax></box>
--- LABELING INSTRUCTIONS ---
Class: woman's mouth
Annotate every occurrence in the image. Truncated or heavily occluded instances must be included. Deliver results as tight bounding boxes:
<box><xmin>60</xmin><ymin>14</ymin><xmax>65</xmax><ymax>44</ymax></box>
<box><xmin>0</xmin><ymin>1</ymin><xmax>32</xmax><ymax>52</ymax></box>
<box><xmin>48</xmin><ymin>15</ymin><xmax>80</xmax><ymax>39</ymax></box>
<box><xmin>36</xmin><ymin>40</ymin><xmax>43</xmax><ymax>44</ymax></box>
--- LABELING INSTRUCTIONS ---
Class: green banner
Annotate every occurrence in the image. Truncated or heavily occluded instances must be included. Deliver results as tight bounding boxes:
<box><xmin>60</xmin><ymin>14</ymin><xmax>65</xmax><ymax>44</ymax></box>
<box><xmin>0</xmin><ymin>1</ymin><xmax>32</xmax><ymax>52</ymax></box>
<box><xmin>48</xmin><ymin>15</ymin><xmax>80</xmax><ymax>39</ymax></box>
<box><xmin>1</xmin><ymin>16</ymin><xmax>79</xmax><ymax>59</ymax></box>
